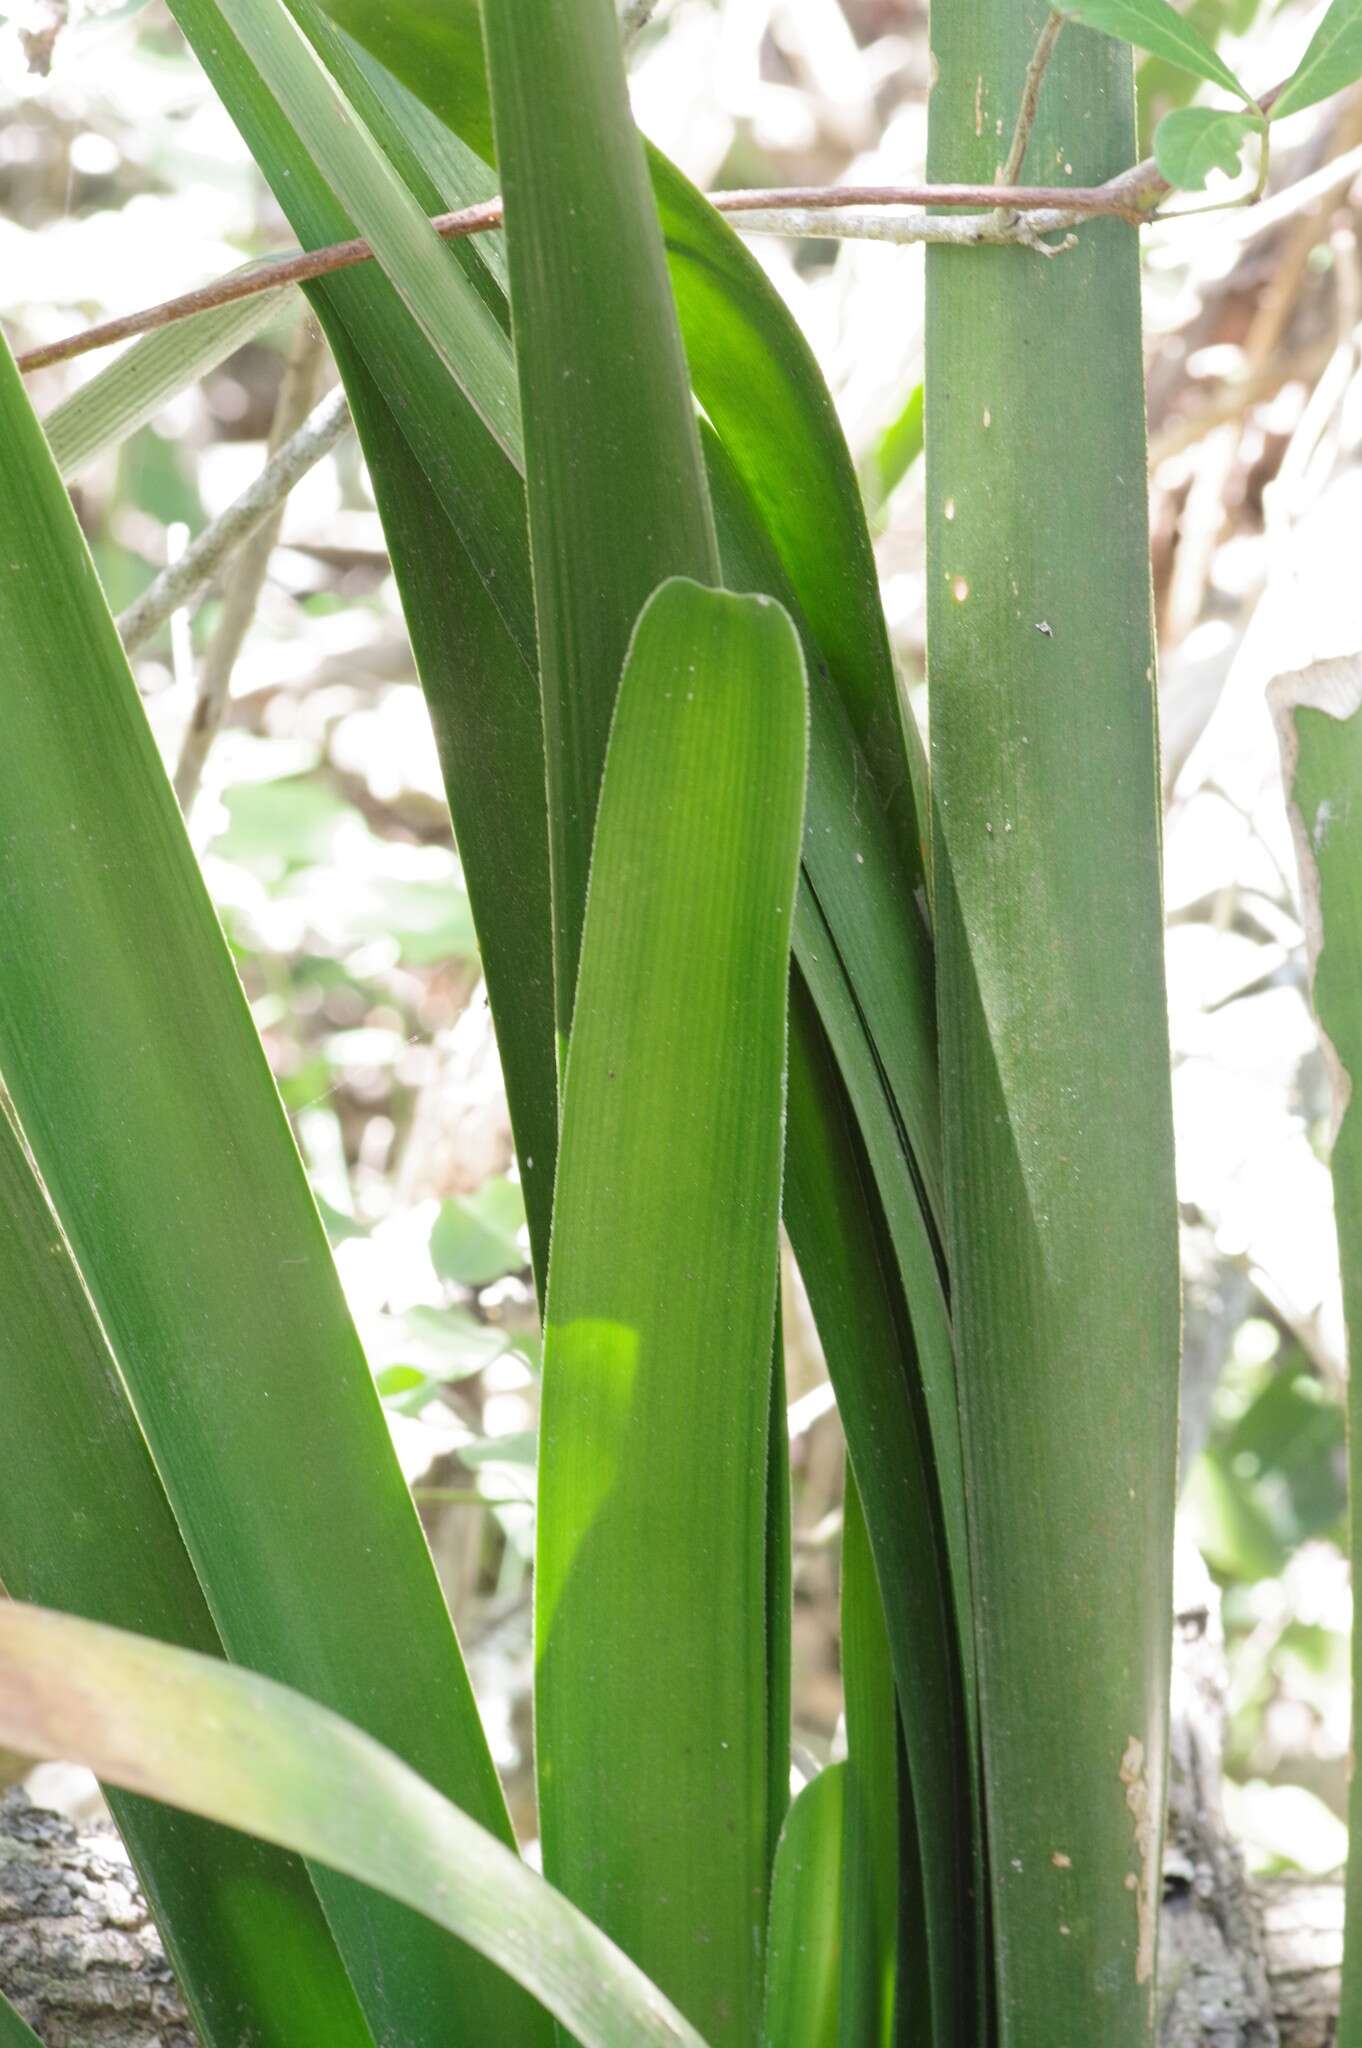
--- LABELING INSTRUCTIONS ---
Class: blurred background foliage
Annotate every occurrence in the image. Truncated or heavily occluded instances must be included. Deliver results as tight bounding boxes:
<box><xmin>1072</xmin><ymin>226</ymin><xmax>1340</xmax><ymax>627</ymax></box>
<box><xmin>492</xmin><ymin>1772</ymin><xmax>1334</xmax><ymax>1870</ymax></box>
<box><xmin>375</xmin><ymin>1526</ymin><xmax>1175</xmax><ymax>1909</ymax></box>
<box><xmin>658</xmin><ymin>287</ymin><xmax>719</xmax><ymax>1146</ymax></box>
<box><xmin>3</xmin><ymin>0</ymin><xmax>1360</xmax><ymax>1873</ymax></box>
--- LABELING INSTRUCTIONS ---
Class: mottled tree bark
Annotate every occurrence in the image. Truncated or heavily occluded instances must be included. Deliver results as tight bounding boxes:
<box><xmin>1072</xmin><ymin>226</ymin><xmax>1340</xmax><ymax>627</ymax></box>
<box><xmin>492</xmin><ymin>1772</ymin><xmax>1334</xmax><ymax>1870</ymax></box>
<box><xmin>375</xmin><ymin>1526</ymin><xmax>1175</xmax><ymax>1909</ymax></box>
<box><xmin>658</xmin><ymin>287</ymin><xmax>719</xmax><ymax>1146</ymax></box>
<box><xmin>1159</xmin><ymin>1541</ymin><xmax>1342</xmax><ymax>2048</ymax></box>
<box><xmin>0</xmin><ymin>1794</ymin><xmax>190</xmax><ymax>2047</ymax></box>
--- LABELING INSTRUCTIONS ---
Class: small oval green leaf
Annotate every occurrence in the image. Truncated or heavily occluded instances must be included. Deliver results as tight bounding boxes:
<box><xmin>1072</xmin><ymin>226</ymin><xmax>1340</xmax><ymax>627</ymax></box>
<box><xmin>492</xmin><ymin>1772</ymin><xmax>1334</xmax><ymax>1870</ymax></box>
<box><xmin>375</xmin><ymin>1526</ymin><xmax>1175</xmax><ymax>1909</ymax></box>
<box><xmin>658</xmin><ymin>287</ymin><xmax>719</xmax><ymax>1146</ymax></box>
<box><xmin>1271</xmin><ymin>0</ymin><xmax>1362</xmax><ymax>120</ymax></box>
<box><xmin>1154</xmin><ymin>104</ymin><xmax>1261</xmax><ymax>189</ymax></box>
<box><xmin>429</xmin><ymin>1177</ymin><xmax>527</xmax><ymax>1287</ymax></box>
<box><xmin>1057</xmin><ymin>0</ymin><xmax>1250</xmax><ymax>100</ymax></box>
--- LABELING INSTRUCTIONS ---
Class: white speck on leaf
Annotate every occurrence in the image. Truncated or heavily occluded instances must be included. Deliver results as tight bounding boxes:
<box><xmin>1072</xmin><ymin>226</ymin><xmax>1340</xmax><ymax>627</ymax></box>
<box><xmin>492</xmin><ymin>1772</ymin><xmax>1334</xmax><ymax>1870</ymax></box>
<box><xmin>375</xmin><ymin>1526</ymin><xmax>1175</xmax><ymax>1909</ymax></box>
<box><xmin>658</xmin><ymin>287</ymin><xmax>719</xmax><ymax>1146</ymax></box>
<box><xmin>1314</xmin><ymin>797</ymin><xmax>1334</xmax><ymax>851</ymax></box>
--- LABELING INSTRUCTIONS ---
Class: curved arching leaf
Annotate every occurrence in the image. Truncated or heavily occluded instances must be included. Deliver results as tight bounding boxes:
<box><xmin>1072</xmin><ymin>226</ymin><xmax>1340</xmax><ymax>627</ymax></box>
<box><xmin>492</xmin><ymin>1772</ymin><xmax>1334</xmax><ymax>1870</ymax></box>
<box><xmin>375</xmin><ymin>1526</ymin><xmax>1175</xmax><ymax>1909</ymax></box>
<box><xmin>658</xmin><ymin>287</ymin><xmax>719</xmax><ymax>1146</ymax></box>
<box><xmin>0</xmin><ymin>312</ymin><xmax>543</xmax><ymax>2048</ymax></box>
<box><xmin>0</xmin><ymin>1108</ymin><xmax>370</xmax><ymax>2048</ymax></box>
<box><xmin>1057</xmin><ymin>0</ymin><xmax>1250</xmax><ymax>98</ymax></box>
<box><xmin>0</xmin><ymin>1603</ymin><xmax>706</xmax><ymax>2048</ymax></box>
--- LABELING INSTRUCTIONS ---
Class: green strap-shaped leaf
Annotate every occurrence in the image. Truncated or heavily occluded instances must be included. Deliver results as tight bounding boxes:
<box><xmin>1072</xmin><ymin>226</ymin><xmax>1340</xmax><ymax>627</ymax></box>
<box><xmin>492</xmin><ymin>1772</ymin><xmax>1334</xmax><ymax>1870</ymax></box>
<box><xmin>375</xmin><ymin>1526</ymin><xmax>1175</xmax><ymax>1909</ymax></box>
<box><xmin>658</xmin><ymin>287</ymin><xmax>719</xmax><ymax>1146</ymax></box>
<box><xmin>324</xmin><ymin>0</ymin><xmax>494</xmax><ymax>158</ymax></box>
<box><xmin>301</xmin><ymin>3</ymin><xmax>948</xmax><ymax>1260</ymax></box>
<box><xmin>165</xmin><ymin>0</ymin><xmax>538</xmax><ymax>658</ymax></box>
<box><xmin>213</xmin><ymin>0</ymin><xmax>521</xmax><ymax>458</ymax></box>
<box><xmin>706</xmin><ymin>440</ymin><xmax>952</xmax><ymax>1397</ymax></box>
<box><xmin>282</xmin><ymin>21</ymin><xmax>972</xmax><ymax>2014</ymax></box>
<box><xmin>0</xmin><ymin>1603</ymin><xmax>706</xmax><ymax>2048</ymax></box>
<box><xmin>762</xmin><ymin>1765</ymin><xmax>845</xmax><ymax>2048</ymax></box>
<box><xmin>0</xmin><ymin>329</ymin><xmax>544</xmax><ymax>2047</ymax></box>
<box><xmin>311</xmin><ymin>0</ymin><xmax>950</xmax><ymax>1392</ymax></box>
<box><xmin>481</xmin><ymin>0</ymin><xmax>719</xmax><ymax>1033</ymax></box>
<box><xmin>784</xmin><ymin>979</ymin><xmax>976</xmax><ymax>2046</ymax></box>
<box><xmin>1270</xmin><ymin>0</ymin><xmax>1362</xmax><ymax>120</ymax></box>
<box><xmin>926</xmin><ymin>8</ymin><xmax>1179</xmax><ymax>2039</ymax></box>
<box><xmin>1269</xmin><ymin>654</ymin><xmax>1362</xmax><ymax>2045</ymax></box>
<box><xmin>537</xmin><ymin>579</ymin><xmax>807</xmax><ymax>2044</ymax></box>
<box><xmin>0</xmin><ymin>1109</ymin><xmax>370</xmax><ymax>2048</ymax></box>
<box><xmin>1055</xmin><ymin>0</ymin><xmax>1250</xmax><ymax>99</ymax></box>
<box><xmin>648</xmin><ymin>151</ymin><xmax>931</xmax><ymax>895</ymax></box>
<box><xmin>766</xmin><ymin>1325</ymin><xmax>794</xmax><ymax>1879</ymax></box>
<box><xmin>247</xmin><ymin>31</ymin><xmax>973</xmax><ymax>2027</ymax></box>
<box><xmin>316</xmin><ymin>0</ymin><xmax>935</xmax><ymax>996</ymax></box>
<box><xmin>697</xmin><ymin>358</ymin><xmax>943</xmax><ymax>1231</ymax></box>
<box><xmin>838</xmin><ymin>1476</ymin><xmax>900</xmax><ymax>2048</ymax></box>
<box><xmin>44</xmin><ymin>285</ymin><xmax>286</xmax><ymax>480</ymax></box>
<box><xmin>155</xmin><ymin>0</ymin><xmax>561</xmax><ymax>1287</ymax></box>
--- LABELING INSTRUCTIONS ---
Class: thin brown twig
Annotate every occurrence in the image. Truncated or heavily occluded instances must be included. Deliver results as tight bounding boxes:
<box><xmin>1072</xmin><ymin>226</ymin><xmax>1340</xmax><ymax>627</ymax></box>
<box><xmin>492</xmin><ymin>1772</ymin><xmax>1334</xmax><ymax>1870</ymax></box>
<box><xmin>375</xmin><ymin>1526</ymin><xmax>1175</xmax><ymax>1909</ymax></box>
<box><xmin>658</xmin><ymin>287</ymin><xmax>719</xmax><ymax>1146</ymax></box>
<box><xmin>16</xmin><ymin>202</ymin><xmax>502</xmax><ymax>373</ymax></box>
<box><xmin>998</xmin><ymin>11</ymin><xmax>1065</xmax><ymax>192</ymax></box>
<box><xmin>12</xmin><ymin>179</ymin><xmax>1154</xmax><ymax>378</ymax></box>
<box><xmin>13</xmin><ymin>70</ymin><xmax>1317</xmax><ymax>381</ymax></box>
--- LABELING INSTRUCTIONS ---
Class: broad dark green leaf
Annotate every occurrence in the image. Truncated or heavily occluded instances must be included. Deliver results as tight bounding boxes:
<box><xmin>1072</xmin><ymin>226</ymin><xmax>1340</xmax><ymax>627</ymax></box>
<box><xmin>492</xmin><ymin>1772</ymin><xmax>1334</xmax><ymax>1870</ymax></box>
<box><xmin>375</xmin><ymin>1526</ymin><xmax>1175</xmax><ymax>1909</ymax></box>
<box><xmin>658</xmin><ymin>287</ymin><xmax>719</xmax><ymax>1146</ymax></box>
<box><xmin>537</xmin><ymin>579</ymin><xmax>807</xmax><ymax>2044</ymax></box>
<box><xmin>762</xmin><ymin>1765</ymin><xmax>845</xmax><ymax>2048</ymax></box>
<box><xmin>0</xmin><ymin>1604</ymin><xmax>706</xmax><ymax>2048</ymax></box>
<box><xmin>1057</xmin><ymin>0</ymin><xmax>1250</xmax><ymax>97</ymax></box>
<box><xmin>661</xmin><ymin>206</ymin><xmax>943</xmax><ymax>1222</ymax></box>
<box><xmin>1153</xmin><ymin>104</ymin><xmax>1262</xmax><ymax>189</ymax></box>
<box><xmin>1271</xmin><ymin>0</ymin><xmax>1362</xmax><ymax>119</ymax></box>
<box><xmin>697</xmin><ymin>443</ymin><xmax>951</xmax><ymax>1524</ymax></box>
<box><xmin>1269</xmin><ymin>654</ymin><xmax>1362</xmax><ymax>2043</ymax></box>
<box><xmin>927</xmin><ymin>7</ymin><xmax>1180</xmax><ymax>2038</ymax></box>
<box><xmin>327</xmin><ymin>344</ymin><xmax>557</xmax><ymax>1281</ymax></box>
<box><xmin>0</xmin><ymin>328</ymin><xmax>544</xmax><ymax>2048</ymax></box>
<box><xmin>481</xmin><ymin>0</ymin><xmax>719</xmax><ymax>1030</ymax></box>
<box><xmin>0</xmin><ymin>1107</ymin><xmax>370</xmax><ymax>2048</ymax></box>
